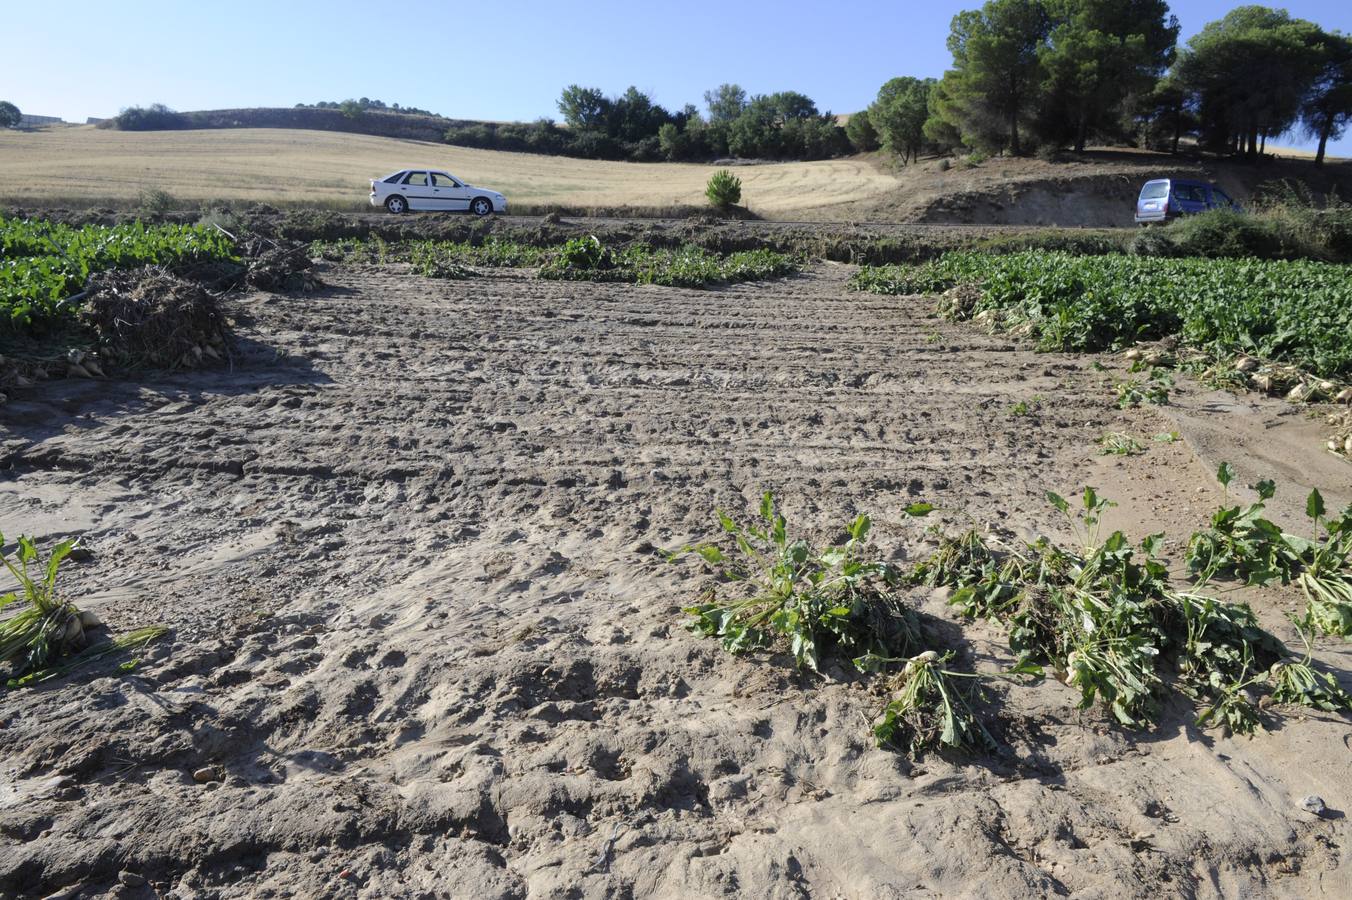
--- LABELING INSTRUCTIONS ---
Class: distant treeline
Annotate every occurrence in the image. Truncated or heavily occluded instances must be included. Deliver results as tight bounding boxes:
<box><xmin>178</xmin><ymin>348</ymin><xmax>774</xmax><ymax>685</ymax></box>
<box><xmin>104</xmin><ymin>2</ymin><xmax>1352</xmax><ymax>167</ymax></box>
<box><xmin>445</xmin><ymin>85</ymin><xmax>850</xmax><ymax>162</ymax></box>
<box><xmin>851</xmin><ymin>1</ymin><xmax>1352</xmax><ymax>167</ymax></box>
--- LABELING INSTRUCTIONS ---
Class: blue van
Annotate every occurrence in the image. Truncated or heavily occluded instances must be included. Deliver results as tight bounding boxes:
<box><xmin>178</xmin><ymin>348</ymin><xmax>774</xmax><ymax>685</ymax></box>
<box><xmin>1135</xmin><ymin>178</ymin><xmax>1240</xmax><ymax>226</ymax></box>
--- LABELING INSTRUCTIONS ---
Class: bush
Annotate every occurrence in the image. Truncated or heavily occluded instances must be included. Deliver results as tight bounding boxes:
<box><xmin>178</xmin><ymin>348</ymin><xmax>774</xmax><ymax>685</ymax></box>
<box><xmin>1128</xmin><ymin>228</ymin><xmax>1178</xmax><ymax>258</ymax></box>
<box><xmin>114</xmin><ymin>104</ymin><xmax>187</xmax><ymax>131</ymax></box>
<box><xmin>137</xmin><ymin>188</ymin><xmax>178</xmax><ymax>216</ymax></box>
<box><xmin>1161</xmin><ymin>210</ymin><xmax>1293</xmax><ymax>260</ymax></box>
<box><xmin>705</xmin><ymin>169</ymin><xmax>742</xmax><ymax>210</ymax></box>
<box><xmin>0</xmin><ymin>101</ymin><xmax>20</xmax><ymax>128</ymax></box>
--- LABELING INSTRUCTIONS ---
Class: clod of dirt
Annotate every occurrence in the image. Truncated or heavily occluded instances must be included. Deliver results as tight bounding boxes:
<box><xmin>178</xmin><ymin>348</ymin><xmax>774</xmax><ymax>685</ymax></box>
<box><xmin>81</xmin><ymin>267</ymin><xmax>229</xmax><ymax>369</ymax></box>
<box><xmin>1300</xmin><ymin>795</ymin><xmax>1327</xmax><ymax>816</ymax></box>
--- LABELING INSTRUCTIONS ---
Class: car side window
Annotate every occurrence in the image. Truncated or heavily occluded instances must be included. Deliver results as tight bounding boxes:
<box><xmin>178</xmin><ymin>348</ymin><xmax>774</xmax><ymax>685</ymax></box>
<box><xmin>403</xmin><ymin>172</ymin><xmax>428</xmax><ymax>186</ymax></box>
<box><xmin>1174</xmin><ymin>185</ymin><xmax>1204</xmax><ymax>203</ymax></box>
<box><xmin>1213</xmin><ymin>189</ymin><xmax>1232</xmax><ymax>206</ymax></box>
<box><xmin>431</xmin><ymin>173</ymin><xmax>459</xmax><ymax>187</ymax></box>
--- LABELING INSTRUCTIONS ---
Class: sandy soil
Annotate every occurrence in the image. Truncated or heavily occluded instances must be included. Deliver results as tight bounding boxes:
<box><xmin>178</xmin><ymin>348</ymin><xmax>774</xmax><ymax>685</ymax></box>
<box><xmin>1</xmin><ymin>264</ymin><xmax>1349</xmax><ymax>898</ymax></box>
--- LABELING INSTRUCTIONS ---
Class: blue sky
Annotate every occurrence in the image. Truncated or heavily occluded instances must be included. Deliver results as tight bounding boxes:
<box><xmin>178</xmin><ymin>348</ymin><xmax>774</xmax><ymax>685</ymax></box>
<box><xmin>7</xmin><ymin>0</ymin><xmax>1352</xmax><ymax>154</ymax></box>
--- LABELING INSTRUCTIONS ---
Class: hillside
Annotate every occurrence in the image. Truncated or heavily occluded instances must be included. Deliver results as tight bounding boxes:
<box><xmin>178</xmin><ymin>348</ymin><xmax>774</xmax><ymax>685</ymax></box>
<box><xmin>0</xmin><ymin>127</ymin><xmax>897</xmax><ymax>220</ymax></box>
<box><xmin>1</xmin><ymin>126</ymin><xmax>1347</xmax><ymax>224</ymax></box>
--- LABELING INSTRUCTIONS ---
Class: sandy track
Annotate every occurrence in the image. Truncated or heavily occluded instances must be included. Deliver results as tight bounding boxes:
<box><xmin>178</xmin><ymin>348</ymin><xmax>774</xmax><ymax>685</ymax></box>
<box><xmin>1</xmin><ymin>265</ymin><xmax>1349</xmax><ymax>898</ymax></box>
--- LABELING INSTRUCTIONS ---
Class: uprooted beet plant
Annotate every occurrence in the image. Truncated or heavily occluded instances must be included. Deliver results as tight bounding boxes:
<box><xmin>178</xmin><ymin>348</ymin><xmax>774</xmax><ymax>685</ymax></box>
<box><xmin>671</xmin><ymin>493</ymin><xmax>995</xmax><ymax>756</ymax></box>
<box><xmin>917</xmin><ymin>488</ymin><xmax>1349</xmax><ymax>734</ymax></box>
<box><xmin>1186</xmin><ymin>463</ymin><xmax>1352</xmax><ymax>637</ymax></box>
<box><xmin>1</xmin><ymin>532</ymin><xmax>166</xmax><ymax>687</ymax></box>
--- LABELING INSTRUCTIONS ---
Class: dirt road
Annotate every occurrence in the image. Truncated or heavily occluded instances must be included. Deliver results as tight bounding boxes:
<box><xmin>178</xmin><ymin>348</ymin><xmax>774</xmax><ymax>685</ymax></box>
<box><xmin>1</xmin><ymin>264</ymin><xmax>1348</xmax><ymax>898</ymax></box>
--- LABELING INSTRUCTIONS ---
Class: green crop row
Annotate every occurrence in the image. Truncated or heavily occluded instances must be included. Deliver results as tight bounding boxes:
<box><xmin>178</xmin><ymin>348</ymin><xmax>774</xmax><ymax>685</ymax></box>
<box><xmin>0</xmin><ymin>216</ymin><xmax>237</xmax><ymax>331</ymax></box>
<box><xmin>851</xmin><ymin>251</ymin><xmax>1352</xmax><ymax>381</ymax></box>
<box><xmin>311</xmin><ymin>235</ymin><xmax>799</xmax><ymax>289</ymax></box>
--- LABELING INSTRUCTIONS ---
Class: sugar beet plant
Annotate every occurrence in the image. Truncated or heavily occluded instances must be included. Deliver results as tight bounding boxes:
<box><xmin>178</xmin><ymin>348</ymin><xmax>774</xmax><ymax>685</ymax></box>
<box><xmin>849</xmin><ymin>252</ymin><xmax>1352</xmax><ymax>382</ymax></box>
<box><xmin>672</xmin><ymin>493</ymin><xmax>994</xmax><ymax>755</ymax></box>
<box><xmin>1</xmin><ymin>216</ymin><xmax>236</xmax><ymax>333</ymax></box>
<box><xmin>919</xmin><ymin>488</ymin><xmax>1349</xmax><ymax>734</ymax></box>
<box><xmin>540</xmin><ymin>236</ymin><xmax>796</xmax><ymax>288</ymax></box>
<box><xmin>1</xmin><ymin>532</ymin><xmax>166</xmax><ymax>687</ymax></box>
<box><xmin>1186</xmin><ymin>464</ymin><xmax>1352</xmax><ymax>638</ymax></box>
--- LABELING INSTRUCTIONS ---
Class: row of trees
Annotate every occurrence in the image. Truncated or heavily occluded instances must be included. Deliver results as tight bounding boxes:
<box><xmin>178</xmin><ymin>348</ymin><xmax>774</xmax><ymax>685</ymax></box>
<box><xmin>297</xmin><ymin>98</ymin><xmax>441</xmax><ymax>118</ymax></box>
<box><xmin>854</xmin><ymin>2</ymin><xmax>1352</xmax><ymax>166</ymax></box>
<box><xmin>444</xmin><ymin>84</ymin><xmax>850</xmax><ymax>162</ymax></box>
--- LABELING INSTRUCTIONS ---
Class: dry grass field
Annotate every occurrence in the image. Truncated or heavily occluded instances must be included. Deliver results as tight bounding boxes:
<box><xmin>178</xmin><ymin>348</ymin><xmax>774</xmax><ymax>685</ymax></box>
<box><xmin>0</xmin><ymin>125</ymin><xmax>900</xmax><ymax>219</ymax></box>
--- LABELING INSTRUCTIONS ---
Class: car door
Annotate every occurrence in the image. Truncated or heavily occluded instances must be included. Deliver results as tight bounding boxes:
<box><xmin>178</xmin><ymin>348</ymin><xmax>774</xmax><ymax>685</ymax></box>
<box><xmin>430</xmin><ymin>172</ymin><xmax>470</xmax><ymax>211</ymax></box>
<box><xmin>400</xmin><ymin>171</ymin><xmax>433</xmax><ymax>210</ymax></box>
<box><xmin>1170</xmin><ymin>183</ymin><xmax>1208</xmax><ymax>216</ymax></box>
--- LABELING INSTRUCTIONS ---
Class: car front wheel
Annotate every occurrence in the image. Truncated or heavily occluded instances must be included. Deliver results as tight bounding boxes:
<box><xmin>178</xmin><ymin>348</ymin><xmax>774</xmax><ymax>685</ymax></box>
<box><xmin>470</xmin><ymin>197</ymin><xmax>493</xmax><ymax>217</ymax></box>
<box><xmin>385</xmin><ymin>195</ymin><xmax>408</xmax><ymax>214</ymax></box>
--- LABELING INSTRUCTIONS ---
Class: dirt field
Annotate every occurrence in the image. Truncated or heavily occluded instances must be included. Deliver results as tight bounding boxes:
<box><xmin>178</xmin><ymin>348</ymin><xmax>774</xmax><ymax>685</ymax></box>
<box><xmin>1</xmin><ymin>262</ymin><xmax>1350</xmax><ymax>898</ymax></box>
<box><xmin>0</xmin><ymin>127</ymin><xmax>896</xmax><ymax>220</ymax></box>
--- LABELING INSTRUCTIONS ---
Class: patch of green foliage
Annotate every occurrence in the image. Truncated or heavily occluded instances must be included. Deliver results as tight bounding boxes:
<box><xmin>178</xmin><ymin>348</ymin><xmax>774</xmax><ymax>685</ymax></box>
<box><xmin>311</xmin><ymin>235</ymin><xmax>796</xmax><ymax>289</ymax></box>
<box><xmin>1099</xmin><ymin>432</ymin><xmax>1145</xmax><ymax>456</ymax></box>
<box><xmin>1</xmin><ymin>532</ymin><xmax>167</xmax><ymax>687</ymax></box>
<box><xmin>671</xmin><ymin>493</ymin><xmax>994</xmax><ymax>756</ymax></box>
<box><xmin>1115</xmin><ymin>367</ymin><xmax>1172</xmax><ymax>408</ymax></box>
<box><xmin>539</xmin><ymin>236</ymin><xmax>796</xmax><ymax>288</ymax></box>
<box><xmin>850</xmin><ymin>251</ymin><xmax>1352</xmax><ymax>381</ymax></box>
<box><xmin>705</xmin><ymin>170</ymin><xmax>743</xmax><ymax>210</ymax></box>
<box><xmin>1</xmin><ymin>216</ymin><xmax>236</xmax><ymax>333</ymax></box>
<box><xmin>1187</xmin><ymin>464</ymin><xmax>1352</xmax><ymax>638</ymax></box>
<box><xmin>924</xmin><ymin>488</ymin><xmax>1350</xmax><ymax>734</ymax></box>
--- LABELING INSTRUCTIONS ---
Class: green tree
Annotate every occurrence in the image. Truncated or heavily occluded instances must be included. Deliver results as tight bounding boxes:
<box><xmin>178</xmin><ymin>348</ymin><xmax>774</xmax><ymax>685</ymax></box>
<box><xmin>870</xmin><ymin>77</ymin><xmax>934</xmax><ymax>163</ymax></box>
<box><xmin>922</xmin><ymin>78</ymin><xmax>966</xmax><ymax>152</ymax></box>
<box><xmin>0</xmin><ymin>101</ymin><xmax>19</xmax><ymax>128</ymax></box>
<box><xmin>1301</xmin><ymin>29</ymin><xmax>1352</xmax><ymax>167</ymax></box>
<box><xmin>1038</xmin><ymin>0</ymin><xmax>1179</xmax><ymax>153</ymax></box>
<box><xmin>1175</xmin><ymin>6</ymin><xmax>1323</xmax><ymax>158</ymax></box>
<box><xmin>706</xmin><ymin>169</ymin><xmax>742</xmax><ymax>209</ymax></box>
<box><xmin>845</xmin><ymin>109</ymin><xmax>880</xmax><ymax>152</ymax></box>
<box><xmin>557</xmin><ymin>85</ymin><xmax>610</xmax><ymax>131</ymax></box>
<box><xmin>1133</xmin><ymin>75</ymin><xmax>1193</xmax><ymax>154</ymax></box>
<box><xmin>937</xmin><ymin>0</ymin><xmax>1051</xmax><ymax>155</ymax></box>
<box><xmin>704</xmin><ymin>83</ymin><xmax>748</xmax><ymax>123</ymax></box>
<box><xmin>339</xmin><ymin>99</ymin><xmax>363</xmax><ymax>120</ymax></box>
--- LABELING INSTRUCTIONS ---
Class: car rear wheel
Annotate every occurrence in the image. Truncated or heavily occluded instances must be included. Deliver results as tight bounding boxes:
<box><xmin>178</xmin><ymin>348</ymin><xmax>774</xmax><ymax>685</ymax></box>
<box><xmin>470</xmin><ymin>197</ymin><xmax>493</xmax><ymax>217</ymax></box>
<box><xmin>385</xmin><ymin>195</ymin><xmax>408</xmax><ymax>214</ymax></box>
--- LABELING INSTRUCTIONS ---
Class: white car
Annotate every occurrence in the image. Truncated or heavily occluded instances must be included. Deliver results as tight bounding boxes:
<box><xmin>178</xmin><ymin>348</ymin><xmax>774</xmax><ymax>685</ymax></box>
<box><xmin>369</xmin><ymin>168</ymin><xmax>507</xmax><ymax>215</ymax></box>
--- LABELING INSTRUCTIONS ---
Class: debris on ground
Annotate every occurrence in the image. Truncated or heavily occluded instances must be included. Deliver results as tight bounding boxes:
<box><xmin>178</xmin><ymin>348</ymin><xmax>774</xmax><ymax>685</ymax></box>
<box><xmin>81</xmin><ymin>266</ymin><xmax>229</xmax><ymax>369</ymax></box>
<box><xmin>241</xmin><ymin>238</ymin><xmax>323</xmax><ymax>293</ymax></box>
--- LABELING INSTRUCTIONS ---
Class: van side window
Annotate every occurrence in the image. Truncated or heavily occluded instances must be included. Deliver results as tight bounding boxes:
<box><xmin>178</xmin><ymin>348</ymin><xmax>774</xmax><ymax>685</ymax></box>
<box><xmin>1173</xmin><ymin>184</ymin><xmax>1205</xmax><ymax>203</ymax></box>
<box><xmin>1213</xmin><ymin>189</ymin><xmax>1232</xmax><ymax>206</ymax></box>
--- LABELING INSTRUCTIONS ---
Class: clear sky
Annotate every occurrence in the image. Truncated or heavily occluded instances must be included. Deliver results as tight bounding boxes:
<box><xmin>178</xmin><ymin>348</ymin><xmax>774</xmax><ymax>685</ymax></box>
<box><xmin>7</xmin><ymin>0</ymin><xmax>1352</xmax><ymax>154</ymax></box>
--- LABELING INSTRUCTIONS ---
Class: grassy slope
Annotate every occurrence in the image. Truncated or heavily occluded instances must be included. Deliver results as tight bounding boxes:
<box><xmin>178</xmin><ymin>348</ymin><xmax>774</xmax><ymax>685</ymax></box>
<box><xmin>0</xmin><ymin>126</ymin><xmax>898</xmax><ymax>220</ymax></box>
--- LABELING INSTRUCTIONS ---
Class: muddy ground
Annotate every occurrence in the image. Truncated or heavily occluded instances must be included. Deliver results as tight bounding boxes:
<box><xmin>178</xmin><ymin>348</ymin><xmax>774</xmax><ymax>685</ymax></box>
<box><xmin>1</xmin><ymin>262</ymin><xmax>1350</xmax><ymax>898</ymax></box>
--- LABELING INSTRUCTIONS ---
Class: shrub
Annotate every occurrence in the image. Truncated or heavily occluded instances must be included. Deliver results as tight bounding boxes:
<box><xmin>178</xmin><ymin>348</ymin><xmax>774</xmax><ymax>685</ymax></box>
<box><xmin>1161</xmin><ymin>210</ymin><xmax>1293</xmax><ymax>260</ymax></box>
<box><xmin>137</xmin><ymin>188</ymin><xmax>178</xmax><ymax>216</ymax></box>
<box><xmin>705</xmin><ymin>169</ymin><xmax>742</xmax><ymax>210</ymax></box>
<box><xmin>114</xmin><ymin>104</ymin><xmax>187</xmax><ymax>131</ymax></box>
<box><xmin>0</xmin><ymin>101</ymin><xmax>20</xmax><ymax>128</ymax></box>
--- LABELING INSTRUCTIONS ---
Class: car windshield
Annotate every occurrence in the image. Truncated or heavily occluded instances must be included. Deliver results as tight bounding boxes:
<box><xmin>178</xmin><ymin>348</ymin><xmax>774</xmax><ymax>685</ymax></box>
<box><xmin>1140</xmin><ymin>182</ymin><xmax>1169</xmax><ymax>200</ymax></box>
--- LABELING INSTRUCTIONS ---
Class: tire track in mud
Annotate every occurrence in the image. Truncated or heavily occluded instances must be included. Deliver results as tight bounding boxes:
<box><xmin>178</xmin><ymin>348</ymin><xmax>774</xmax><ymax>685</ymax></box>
<box><xmin>1</xmin><ymin>264</ymin><xmax>1346</xmax><ymax>898</ymax></box>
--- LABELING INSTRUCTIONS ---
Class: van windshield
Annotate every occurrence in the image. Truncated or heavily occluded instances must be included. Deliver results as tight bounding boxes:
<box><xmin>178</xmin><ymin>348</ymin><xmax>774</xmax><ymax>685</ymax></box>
<box><xmin>1140</xmin><ymin>182</ymin><xmax>1169</xmax><ymax>200</ymax></box>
